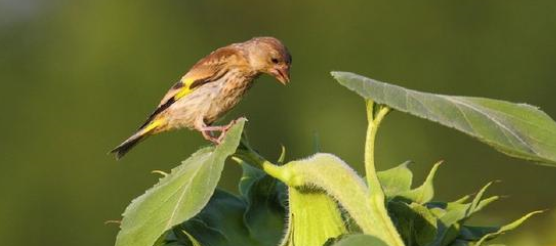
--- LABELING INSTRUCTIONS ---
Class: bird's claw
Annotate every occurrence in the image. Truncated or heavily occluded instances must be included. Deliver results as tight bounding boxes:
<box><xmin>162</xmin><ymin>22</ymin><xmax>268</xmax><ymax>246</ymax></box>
<box><xmin>200</xmin><ymin>118</ymin><xmax>243</xmax><ymax>145</ymax></box>
<box><xmin>201</xmin><ymin>130</ymin><xmax>219</xmax><ymax>144</ymax></box>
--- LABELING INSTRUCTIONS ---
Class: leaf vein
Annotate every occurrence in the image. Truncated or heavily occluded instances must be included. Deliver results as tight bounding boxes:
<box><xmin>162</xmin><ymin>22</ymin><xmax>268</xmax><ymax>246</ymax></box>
<box><xmin>442</xmin><ymin>96</ymin><xmax>538</xmax><ymax>156</ymax></box>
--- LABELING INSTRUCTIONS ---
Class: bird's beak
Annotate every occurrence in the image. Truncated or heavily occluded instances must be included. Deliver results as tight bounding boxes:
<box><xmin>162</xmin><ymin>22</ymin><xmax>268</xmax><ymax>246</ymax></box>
<box><xmin>271</xmin><ymin>67</ymin><xmax>290</xmax><ymax>85</ymax></box>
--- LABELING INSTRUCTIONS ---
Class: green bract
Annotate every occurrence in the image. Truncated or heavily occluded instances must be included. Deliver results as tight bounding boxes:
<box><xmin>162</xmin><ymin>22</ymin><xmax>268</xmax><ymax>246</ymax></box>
<box><xmin>114</xmin><ymin>72</ymin><xmax>556</xmax><ymax>246</ymax></box>
<box><xmin>331</xmin><ymin>234</ymin><xmax>388</xmax><ymax>246</ymax></box>
<box><xmin>280</xmin><ymin>189</ymin><xmax>347</xmax><ymax>246</ymax></box>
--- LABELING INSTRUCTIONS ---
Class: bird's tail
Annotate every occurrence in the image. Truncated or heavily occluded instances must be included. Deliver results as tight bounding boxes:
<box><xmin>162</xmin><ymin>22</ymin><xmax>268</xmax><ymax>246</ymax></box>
<box><xmin>110</xmin><ymin>119</ymin><xmax>164</xmax><ymax>159</ymax></box>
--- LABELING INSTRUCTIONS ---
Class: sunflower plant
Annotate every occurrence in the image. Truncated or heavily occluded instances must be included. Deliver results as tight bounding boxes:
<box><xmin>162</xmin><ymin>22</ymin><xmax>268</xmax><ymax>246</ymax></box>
<box><xmin>113</xmin><ymin>72</ymin><xmax>556</xmax><ymax>246</ymax></box>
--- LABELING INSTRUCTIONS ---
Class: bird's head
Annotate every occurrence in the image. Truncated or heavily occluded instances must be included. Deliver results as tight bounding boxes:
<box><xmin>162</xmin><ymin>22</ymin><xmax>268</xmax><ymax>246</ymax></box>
<box><xmin>245</xmin><ymin>37</ymin><xmax>292</xmax><ymax>85</ymax></box>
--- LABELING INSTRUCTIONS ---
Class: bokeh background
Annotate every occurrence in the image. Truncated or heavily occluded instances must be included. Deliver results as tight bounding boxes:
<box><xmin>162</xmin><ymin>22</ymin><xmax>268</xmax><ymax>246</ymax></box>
<box><xmin>1</xmin><ymin>0</ymin><xmax>556</xmax><ymax>245</ymax></box>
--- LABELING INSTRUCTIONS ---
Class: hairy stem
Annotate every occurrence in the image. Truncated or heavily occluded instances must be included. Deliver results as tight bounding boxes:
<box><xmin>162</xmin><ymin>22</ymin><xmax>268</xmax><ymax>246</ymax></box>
<box><xmin>365</xmin><ymin>100</ymin><xmax>405</xmax><ymax>246</ymax></box>
<box><xmin>365</xmin><ymin>100</ymin><xmax>391</xmax><ymax>195</ymax></box>
<box><xmin>233</xmin><ymin>142</ymin><xmax>284</xmax><ymax>180</ymax></box>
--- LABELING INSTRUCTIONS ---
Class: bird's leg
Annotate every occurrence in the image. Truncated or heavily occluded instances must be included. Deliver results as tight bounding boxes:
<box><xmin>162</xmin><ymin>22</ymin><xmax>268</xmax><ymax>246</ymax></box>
<box><xmin>200</xmin><ymin>125</ymin><xmax>227</xmax><ymax>144</ymax></box>
<box><xmin>198</xmin><ymin>119</ymin><xmax>241</xmax><ymax>144</ymax></box>
<box><xmin>201</xmin><ymin>125</ymin><xmax>228</xmax><ymax>132</ymax></box>
<box><xmin>196</xmin><ymin>118</ymin><xmax>221</xmax><ymax>144</ymax></box>
<box><xmin>200</xmin><ymin>129</ymin><xmax>219</xmax><ymax>144</ymax></box>
<box><xmin>215</xmin><ymin>119</ymin><xmax>240</xmax><ymax>143</ymax></box>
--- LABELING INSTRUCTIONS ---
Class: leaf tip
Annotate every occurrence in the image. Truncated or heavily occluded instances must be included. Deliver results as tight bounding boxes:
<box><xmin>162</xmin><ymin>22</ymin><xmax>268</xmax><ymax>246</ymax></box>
<box><xmin>104</xmin><ymin>220</ymin><xmax>121</xmax><ymax>226</ymax></box>
<box><xmin>151</xmin><ymin>170</ymin><xmax>169</xmax><ymax>177</ymax></box>
<box><xmin>277</xmin><ymin>144</ymin><xmax>287</xmax><ymax>164</ymax></box>
<box><xmin>330</xmin><ymin>71</ymin><xmax>350</xmax><ymax>79</ymax></box>
<box><xmin>499</xmin><ymin>194</ymin><xmax>511</xmax><ymax>200</ymax></box>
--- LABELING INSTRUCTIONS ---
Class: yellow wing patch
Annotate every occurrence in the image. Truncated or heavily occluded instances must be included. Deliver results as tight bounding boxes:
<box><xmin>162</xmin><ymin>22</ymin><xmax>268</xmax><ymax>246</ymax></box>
<box><xmin>174</xmin><ymin>78</ymin><xmax>196</xmax><ymax>100</ymax></box>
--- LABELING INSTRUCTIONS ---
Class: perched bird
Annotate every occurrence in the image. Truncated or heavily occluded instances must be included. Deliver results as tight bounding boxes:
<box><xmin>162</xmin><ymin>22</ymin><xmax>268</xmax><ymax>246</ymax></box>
<box><xmin>111</xmin><ymin>37</ymin><xmax>292</xmax><ymax>159</ymax></box>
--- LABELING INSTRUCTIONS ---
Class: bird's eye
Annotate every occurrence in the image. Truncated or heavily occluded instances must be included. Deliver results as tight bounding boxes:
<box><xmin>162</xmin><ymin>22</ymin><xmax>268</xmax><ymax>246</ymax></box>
<box><xmin>271</xmin><ymin>58</ymin><xmax>279</xmax><ymax>64</ymax></box>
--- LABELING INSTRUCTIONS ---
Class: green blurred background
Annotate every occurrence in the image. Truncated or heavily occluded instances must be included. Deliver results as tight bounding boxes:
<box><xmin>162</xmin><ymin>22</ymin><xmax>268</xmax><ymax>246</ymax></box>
<box><xmin>1</xmin><ymin>0</ymin><xmax>556</xmax><ymax>245</ymax></box>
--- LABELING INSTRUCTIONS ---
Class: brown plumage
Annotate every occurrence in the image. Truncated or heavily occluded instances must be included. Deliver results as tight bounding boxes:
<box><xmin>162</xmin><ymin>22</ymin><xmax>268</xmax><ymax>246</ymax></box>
<box><xmin>111</xmin><ymin>37</ymin><xmax>292</xmax><ymax>159</ymax></box>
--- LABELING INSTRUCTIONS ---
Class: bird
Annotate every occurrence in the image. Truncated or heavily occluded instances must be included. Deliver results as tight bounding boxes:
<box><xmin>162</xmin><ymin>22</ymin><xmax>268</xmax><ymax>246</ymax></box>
<box><xmin>110</xmin><ymin>37</ymin><xmax>292</xmax><ymax>159</ymax></box>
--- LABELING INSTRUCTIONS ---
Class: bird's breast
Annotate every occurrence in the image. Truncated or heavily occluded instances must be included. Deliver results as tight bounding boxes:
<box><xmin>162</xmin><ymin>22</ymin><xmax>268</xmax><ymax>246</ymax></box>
<box><xmin>164</xmin><ymin>69</ymin><xmax>257</xmax><ymax>129</ymax></box>
<box><xmin>204</xmin><ymin>70</ymin><xmax>257</xmax><ymax>123</ymax></box>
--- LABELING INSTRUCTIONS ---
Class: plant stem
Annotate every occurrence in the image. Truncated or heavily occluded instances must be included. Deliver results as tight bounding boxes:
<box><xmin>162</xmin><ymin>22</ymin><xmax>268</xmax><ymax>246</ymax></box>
<box><xmin>233</xmin><ymin>146</ymin><xmax>285</xmax><ymax>181</ymax></box>
<box><xmin>364</xmin><ymin>100</ymin><xmax>405</xmax><ymax>246</ymax></box>
<box><xmin>365</xmin><ymin>100</ymin><xmax>391</xmax><ymax>194</ymax></box>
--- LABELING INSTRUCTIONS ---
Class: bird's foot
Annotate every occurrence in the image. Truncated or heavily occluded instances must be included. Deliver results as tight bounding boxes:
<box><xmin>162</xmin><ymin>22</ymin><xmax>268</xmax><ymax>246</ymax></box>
<box><xmin>215</xmin><ymin>120</ymin><xmax>238</xmax><ymax>143</ymax></box>
<box><xmin>200</xmin><ymin>119</ymin><xmax>243</xmax><ymax>144</ymax></box>
<box><xmin>201</xmin><ymin>128</ymin><xmax>221</xmax><ymax>144</ymax></box>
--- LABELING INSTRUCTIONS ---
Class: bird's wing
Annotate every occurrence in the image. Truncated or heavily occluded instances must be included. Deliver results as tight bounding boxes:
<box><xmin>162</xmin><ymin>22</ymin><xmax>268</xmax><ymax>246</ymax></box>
<box><xmin>138</xmin><ymin>46</ymin><xmax>240</xmax><ymax>129</ymax></box>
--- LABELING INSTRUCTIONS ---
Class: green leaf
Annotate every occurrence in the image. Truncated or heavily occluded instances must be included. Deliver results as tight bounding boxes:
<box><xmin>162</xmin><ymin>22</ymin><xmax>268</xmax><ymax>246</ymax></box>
<box><xmin>241</xmin><ymin>166</ymin><xmax>287</xmax><ymax>244</ymax></box>
<box><xmin>388</xmin><ymin>201</ymin><xmax>437</xmax><ymax>246</ymax></box>
<box><xmin>457</xmin><ymin>226</ymin><xmax>499</xmax><ymax>242</ymax></box>
<box><xmin>449</xmin><ymin>240</ymin><xmax>472</xmax><ymax>246</ymax></box>
<box><xmin>332</xmin><ymin>71</ymin><xmax>556</xmax><ymax>165</ymax></box>
<box><xmin>331</xmin><ymin>234</ymin><xmax>388</xmax><ymax>246</ymax></box>
<box><xmin>475</xmin><ymin>211</ymin><xmax>543</xmax><ymax>246</ymax></box>
<box><xmin>421</xmin><ymin>181</ymin><xmax>530</xmax><ymax>246</ymax></box>
<box><xmin>171</xmin><ymin>190</ymin><xmax>262</xmax><ymax>246</ymax></box>
<box><xmin>115</xmin><ymin>119</ymin><xmax>246</xmax><ymax>246</ymax></box>
<box><xmin>238</xmin><ymin>161</ymin><xmax>266</xmax><ymax>197</ymax></box>
<box><xmin>181</xmin><ymin>231</ymin><xmax>202</xmax><ymax>246</ymax></box>
<box><xmin>157</xmin><ymin>157</ymin><xmax>286</xmax><ymax>246</ymax></box>
<box><xmin>467</xmin><ymin>182</ymin><xmax>499</xmax><ymax>217</ymax></box>
<box><xmin>377</xmin><ymin>161</ymin><xmax>413</xmax><ymax>197</ymax></box>
<box><xmin>398</xmin><ymin>161</ymin><xmax>442</xmax><ymax>203</ymax></box>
